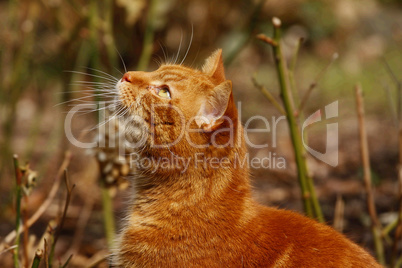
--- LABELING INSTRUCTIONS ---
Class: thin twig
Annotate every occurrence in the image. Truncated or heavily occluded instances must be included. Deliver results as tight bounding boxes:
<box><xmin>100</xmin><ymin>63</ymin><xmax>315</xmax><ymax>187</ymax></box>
<box><xmin>354</xmin><ymin>83</ymin><xmax>385</xmax><ymax>265</ymax></box>
<box><xmin>333</xmin><ymin>194</ymin><xmax>344</xmax><ymax>233</ymax></box>
<box><xmin>0</xmin><ymin>245</ymin><xmax>17</xmax><ymax>255</ymax></box>
<box><xmin>1</xmin><ymin>151</ymin><xmax>71</xmax><ymax>248</ymax></box>
<box><xmin>382</xmin><ymin>216</ymin><xmax>399</xmax><ymax>243</ymax></box>
<box><xmin>63</xmin><ymin>194</ymin><xmax>95</xmax><ymax>259</ymax></box>
<box><xmin>251</xmin><ymin>74</ymin><xmax>286</xmax><ymax>115</ymax></box>
<box><xmin>290</xmin><ymin>38</ymin><xmax>304</xmax><ymax>74</ymax></box>
<box><xmin>298</xmin><ymin>52</ymin><xmax>338</xmax><ymax>114</ymax></box>
<box><xmin>48</xmin><ymin>169</ymin><xmax>75</xmax><ymax>266</ymax></box>
<box><xmin>224</xmin><ymin>0</ymin><xmax>266</xmax><ymax>66</ymax></box>
<box><xmin>256</xmin><ymin>34</ymin><xmax>277</xmax><ymax>46</ymax></box>
<box><xmin>43</xmin><ymin>239</ymin><xmax>48</xmax><ymax>268</ymax></box>
<box><xmin>22</xmin><ymin>204</ymin><xmax>29</xmax><ymax>268</ymax></box>
<box><xmin>87</xmin><ymin>254</ymin><xmax>109</xmax><ymax>268</ymax></box>
<box><xmin>382</xmin><ymin>82</ymin><xmax>398</xmax><ymax>128</ymax></box>
<box><xmin>383</xmin><ymin>58</ymin><xmax>401</xmax><ymax>88</ymax></box>
<box><xmin>13</xmin><ymin>154</ymin><xmax>22</xmax><ymax>268</ymax></box>
<box><xmin>288</xmin><ymin>38</ymin><xmax>304</xmax><ymax>109</ymax></box>
<box><xmin>60</xmin><ymin>254</ymin><xmax>73</xmax><ymax>268</ymax></box>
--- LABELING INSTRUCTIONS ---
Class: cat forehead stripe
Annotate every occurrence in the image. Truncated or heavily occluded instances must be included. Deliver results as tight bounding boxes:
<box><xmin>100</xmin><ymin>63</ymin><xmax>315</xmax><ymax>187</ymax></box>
<box><xmin>159</xmin><ymin>71</ymin><xmax>187</xmax><ymax>82</ymax></box>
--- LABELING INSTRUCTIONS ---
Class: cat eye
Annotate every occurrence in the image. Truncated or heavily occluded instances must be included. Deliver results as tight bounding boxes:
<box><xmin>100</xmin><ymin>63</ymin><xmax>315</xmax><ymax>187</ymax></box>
<box><xmin>157</xmin><ymin>86</ymin><xmax>171</xmax><ymax>99</ymax></box>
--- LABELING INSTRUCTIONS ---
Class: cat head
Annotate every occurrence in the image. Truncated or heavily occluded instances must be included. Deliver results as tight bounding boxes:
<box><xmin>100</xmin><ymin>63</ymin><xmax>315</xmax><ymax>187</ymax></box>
<box><xmin>116</xmin><ymin>49</ymin><xmax>239</xmax><ymax>155</ymax></box>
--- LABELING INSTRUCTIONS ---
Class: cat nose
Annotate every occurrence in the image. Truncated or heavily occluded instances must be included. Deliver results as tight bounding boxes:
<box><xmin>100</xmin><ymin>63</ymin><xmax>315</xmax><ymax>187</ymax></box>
<box><xmin>121</xmin><ymin>72</ymin><xmax>133</xmax><ymax>83</ymax></box>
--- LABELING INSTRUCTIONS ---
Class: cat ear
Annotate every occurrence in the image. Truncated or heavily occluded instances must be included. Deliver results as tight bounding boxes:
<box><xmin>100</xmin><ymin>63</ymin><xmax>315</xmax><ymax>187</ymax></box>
<box><xmin>202</xmin><ymin>49</ymin><xmax>226</xmax><ymax>83</ymax></box>
<box><xmin>196</xmin><ymin>80</ymin><xmax>232</xmax><ymax>132</ymax></box>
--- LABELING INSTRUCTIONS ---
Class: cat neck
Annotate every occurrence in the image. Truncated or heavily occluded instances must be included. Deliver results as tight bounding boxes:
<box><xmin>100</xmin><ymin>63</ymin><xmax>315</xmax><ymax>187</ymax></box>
<box><xmin>129</xmin><ymin>123</ymin><xmax>252</xmax><ymax>223</ymax></box>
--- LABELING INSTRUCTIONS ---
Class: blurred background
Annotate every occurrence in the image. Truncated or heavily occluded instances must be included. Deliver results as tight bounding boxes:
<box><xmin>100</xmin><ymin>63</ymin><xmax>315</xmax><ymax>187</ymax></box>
<box><xmin>0</xmin><ymin>0</ymin><xmax>401</xmax><ymax>267</ymax></box>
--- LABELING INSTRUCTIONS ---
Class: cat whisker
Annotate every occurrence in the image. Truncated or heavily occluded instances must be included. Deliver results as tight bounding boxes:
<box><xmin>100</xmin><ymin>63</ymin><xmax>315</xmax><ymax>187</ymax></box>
<box><xmin>115</xmin><ymin>47</ymin><xmax>127</xmax><ymax>73</ymax></box>
<box><xmin>80</xmin><ymin>86</ymin><xmax>117</xmax><ymax>93</ymax></box>
<box><xmin>84</xmin><ymin>67</ymin><xmax>120</xmax><ymax>82</ymax></box>
<box><xmin>113</xmin><ymin>66</ymin><xmax>124</xmax><ymax>76</ymax></box>
<box><xmin>66</xmin><ymin>84</ymin><xmax>115</xmax><ymax>89</ymax></box>
<box><xmin>69</xmin><ymin>84</ymin><xmax>117</xmax><ymax>93</ymax></box>
<box><xmin>120</xmin><ymin>104</ymin><xmax>134</xmax><ymax>118</ymax></box>
<box><xmin>78</xmin><ymin>87</ymin><xmax>119</xmax><ymax>96</ymax></box>
<box><xmin>64</xmin><ymin>70</ymin><xmax>119</xmax><ymax>83</ymax></box>
<box><xmin>158</xmin><ymin>41</ymin><xmax>168</xmax><ymax>64</ymax></box>
<box><xmin>75</xmin><ymin>87</ymin><xmax>117</xmax><ymax>95</ymax></box>
<box><xmin>56</xmin><ymin>96</ymin><xmax>102</xmax><ymax>106</ymax></box>
<box><xmin>174</xmin><ymin>30</ymin><xmax>184</xmax><ymax>65</ymax></box>
<box><xmin>153</xmin><ymin>55</ymin><xmax>163</xmax><ymax>67</ymax></box>
<box><xmin>59</xmin><ymin>90</ymin><xmax>116</xmax><ymax>95</ymax></box>
<box><xmin>189</xmin><ymin>47</ymin><xmax>201</xmax><ymax>68</ymax></box>
<box><xmin>68</xmin><ymin>87</ymin><xmax>116</xmax><ymax>93</ymax></box>
<box><xmin>56</xmin><ymin>93</ymin><xmax>118</xmax><ymax>106</ymax></box>
<box><xmin>69</xmin><ymin>100</ymin><xmax>118</xmax><ymax>106</ymax></box>
<box><xmin>72</xmin><ymin>103</ymin><xmax>119</xmax><ymax>116</ymax></box>
<box><xmin>88</xmin><ymin>111</ymin><xmax>120</xmax><ymax>132</ymax></box>
<box><xmin>70</xmin><ymin>80</ymin><xmax>116</xmax><ymax>86</ymax></box>
<box><xmin>67</xmin><ymin>70</ymin><xmax>118</xmax><ymax>83</ymax></box>
<box><xmin>59</xmin><ymin>88</ymin><xmax>117</xmax><ymax>95</ymax></box>
<box><xmin>180</xmin><ymin>24</ymin><xmax>194</xmax><ymax>66</ymax></box>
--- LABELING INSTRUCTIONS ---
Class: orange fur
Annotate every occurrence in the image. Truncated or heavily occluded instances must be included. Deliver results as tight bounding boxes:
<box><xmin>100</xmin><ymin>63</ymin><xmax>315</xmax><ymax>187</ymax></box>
<box><xmin>112</xmin><ymin>50</ymin><xmax>381</xmax><ymax>267</ymax></box>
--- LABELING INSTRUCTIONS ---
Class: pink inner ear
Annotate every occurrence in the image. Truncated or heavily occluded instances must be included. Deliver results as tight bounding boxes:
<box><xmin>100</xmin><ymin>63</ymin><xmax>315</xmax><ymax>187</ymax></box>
<box><xmin>196</xmin><ymin>80</ymin><xmax>232</xmax><ymax>131</ymax></box>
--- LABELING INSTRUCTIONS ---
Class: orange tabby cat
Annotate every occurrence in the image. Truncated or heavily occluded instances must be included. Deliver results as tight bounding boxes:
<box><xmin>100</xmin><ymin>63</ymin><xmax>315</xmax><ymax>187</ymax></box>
<box><xmin>111</xmin><ymin>49</ymin><xmax>381</xmax><ymax>267</ymax></box>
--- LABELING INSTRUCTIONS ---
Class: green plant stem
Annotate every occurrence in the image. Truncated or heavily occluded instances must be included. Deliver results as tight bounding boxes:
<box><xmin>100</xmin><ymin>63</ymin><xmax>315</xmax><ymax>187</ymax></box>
<box><xmin>258</xmin><ymin>18</ymin><xmax>324</xmax><ymax>222</ymax></box>
<box><xmin>89</xmin><ymin>0</ymin><xmax>102</xmax><ymax>114</ymax></box>
<box><xmin>101</xmin><ymin>181</ymin><xmax>116</xmax><ymax>249</ymax></box>
<box><xmin>13</xmin><ymin>155</ymin><xmax>22</xmax><ymax>268</ymax></box>
<box><xmin>104</xmin><ymin>0</ymin><xmax>117</xmax><ymax>70</ymax></box>
<box><xmin>372</xmin><ymin>226</ymin><xmax>385</xmax><ymax>266</ymax></box>
<box><xmin>31</xmin><ymin>249</ymin><xmax>42</xmax><ymax>268</ymax></box>
<box><xmin>88</xmin><ymin>0</ymin><xmax>116</xmax><ymax>250</ymax></box>
<box><xmin>382</xmin><ymin>216</ymin><xmax>399</xmax><ymax>237</ymax></box>
<box><xmin>273</xmin><ymin>19</ymin><xmax>324</xmax><ymax>222</ymax></box>
<box><xmin>137</xmin><ymin>0</ymin><xmax>157</xmax><ymax>71</ymax></box>
<box><xmin>61</xmin><ymin>254</ymin><xmax>73</xmax><ymax>268</ymax></box>
<box><xmin>305</xmin><ymin>166</ymin><xmax>324</xmax><ymax>222</ymax></box>
<box><xmin>261</xmin><ymin>20</ymin><xmax>312</xmax><ymax>218</ymax></box>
